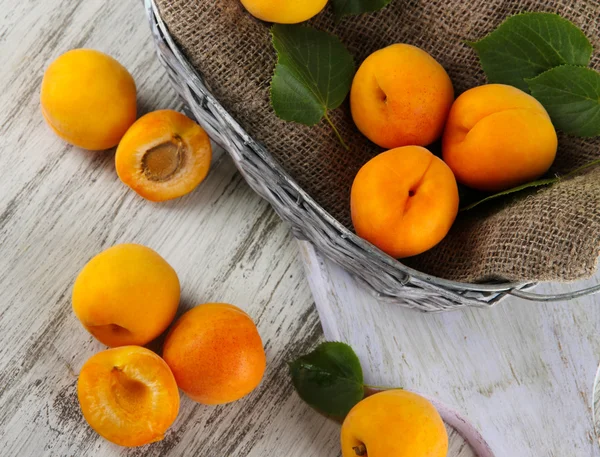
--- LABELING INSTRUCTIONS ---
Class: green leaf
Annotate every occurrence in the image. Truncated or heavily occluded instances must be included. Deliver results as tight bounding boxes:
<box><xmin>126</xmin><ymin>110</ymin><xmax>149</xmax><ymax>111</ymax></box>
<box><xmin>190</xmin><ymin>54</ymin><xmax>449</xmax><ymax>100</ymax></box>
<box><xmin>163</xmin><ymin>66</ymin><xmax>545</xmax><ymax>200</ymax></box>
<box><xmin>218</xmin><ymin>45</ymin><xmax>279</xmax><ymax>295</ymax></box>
<box><xmin>468</xmin><ymin>12</ymin><xmax>592</xmax><ymax>92</ymax></box>
<box><xmin>288</xmin><ymin>342</ymin><xmax>364</xmax><ymax>418</ymax></box>
<box><xmin>461</xmin><ymin>158</ymin><xmax>600</xmax><ymax>211</ymax></box>
<box><xmin>331</xmin><ymin>0</ymin><xmax>392</xmax><ymax>20</ymax></box>
<box><xmin>527</xmin><ymin>65</ymin><xmax>600</xmax><ymax>137</ymax></box>
<box><xmin>270</xmin><ymin>24</ymin><xmax>355</xmax><ymax>148</ymax></box>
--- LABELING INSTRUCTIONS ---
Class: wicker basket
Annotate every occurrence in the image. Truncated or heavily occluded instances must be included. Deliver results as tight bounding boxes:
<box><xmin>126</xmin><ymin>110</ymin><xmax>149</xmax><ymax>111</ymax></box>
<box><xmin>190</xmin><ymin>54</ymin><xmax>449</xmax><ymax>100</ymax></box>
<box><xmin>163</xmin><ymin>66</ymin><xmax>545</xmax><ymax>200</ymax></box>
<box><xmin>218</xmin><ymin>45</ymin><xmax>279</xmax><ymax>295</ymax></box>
<box><xmin>145</xmin><ymin>0</ymin><xmax>600</xmax><ymax>312</ymax></box>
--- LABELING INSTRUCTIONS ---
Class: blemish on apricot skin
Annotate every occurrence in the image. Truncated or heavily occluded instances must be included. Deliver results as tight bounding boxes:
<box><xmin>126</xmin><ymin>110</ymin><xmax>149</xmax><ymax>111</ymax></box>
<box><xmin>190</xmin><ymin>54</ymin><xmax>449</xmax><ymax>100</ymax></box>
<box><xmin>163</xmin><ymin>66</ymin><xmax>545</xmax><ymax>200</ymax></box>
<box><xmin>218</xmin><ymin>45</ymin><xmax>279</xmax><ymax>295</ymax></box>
<box><xmin>141</xmin><ymin>135</ymin><xmax>186</xmax><ymax>182</ymax></box>
<box><xmin>353</xmin><ymin>443</ymin><xmax>367</xmax><ymax>456</ymax></box>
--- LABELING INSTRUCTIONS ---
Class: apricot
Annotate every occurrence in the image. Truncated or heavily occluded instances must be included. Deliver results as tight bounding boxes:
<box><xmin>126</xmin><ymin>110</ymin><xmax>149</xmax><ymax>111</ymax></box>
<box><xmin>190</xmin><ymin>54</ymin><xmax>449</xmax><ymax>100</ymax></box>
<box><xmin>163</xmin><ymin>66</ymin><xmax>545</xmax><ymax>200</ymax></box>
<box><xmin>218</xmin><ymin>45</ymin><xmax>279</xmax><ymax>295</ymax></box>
<box><xmin>116</xmin><ymin>110</ymin><xmax>212</xmax><ymax>202</ymax></box>
<box><xmin>240</xmin><ymin>0</ymin><xmax>327</xmax><ymax>24</ymax></box>
<box><xmin>162</xmin><ymin>303</ymin><xmax>266</xmax><ymax>405</ymax></box>
<box><xmin>350</xmin><ymin>44</ymin><xmax>454</xmax><ymax>149</ymax></box>
<box><xmin>351</xmin><ymin>146</ymin><xmax>459</xmax><ymax>258</ymax></box>
<box><xmin>40</xmin><ymin>49</ymin><xmax>137</xmax><ymax>151</ymax></box>
<box><xmin>341</xmin><ymin>390</ymin><xmax>448</xmax><ymax>457</ymax></box>
<box><xmin>78</xmin><ymin>346</ymin><xmax>180</xmax><ymax>447</ymax></box>
<box><xmin>443</xmin><ymin>84</ymin><xmax>558</xmax><ymax>192</ymax></box>
<box><xmin>72</xmin><ymin>244</ymin><xmax>180</xmax><ymax>347</ymax></box>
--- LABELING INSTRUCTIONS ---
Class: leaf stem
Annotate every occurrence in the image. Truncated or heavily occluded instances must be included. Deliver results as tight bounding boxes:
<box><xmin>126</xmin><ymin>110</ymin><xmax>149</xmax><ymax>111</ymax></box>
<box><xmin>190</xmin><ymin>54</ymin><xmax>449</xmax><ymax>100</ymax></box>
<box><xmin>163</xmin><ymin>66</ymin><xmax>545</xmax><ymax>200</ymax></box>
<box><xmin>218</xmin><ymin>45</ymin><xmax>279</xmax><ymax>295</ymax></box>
<box><xmin>324</xmin><ymin>111</ymin><xmax>350</xmax><ymax>151</ymax></box>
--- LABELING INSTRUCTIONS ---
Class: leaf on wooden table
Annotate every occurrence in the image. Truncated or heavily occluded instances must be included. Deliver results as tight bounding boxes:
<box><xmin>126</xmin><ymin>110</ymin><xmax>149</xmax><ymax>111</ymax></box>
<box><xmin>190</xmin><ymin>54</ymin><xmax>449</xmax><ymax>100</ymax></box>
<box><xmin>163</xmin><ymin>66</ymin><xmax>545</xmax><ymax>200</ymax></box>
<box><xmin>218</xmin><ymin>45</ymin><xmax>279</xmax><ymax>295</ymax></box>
<box><xmin>270</xmin><ymin>24</ymin><xmax>355</xmax><ymax>148</ymax></box>
<box><xmin>527</xmin><ymin>65</ymin><xmax>600</xmax><ymax>137</ymax></box>
<box><xmin>468</xmin><ymin>12</ymin><xmax>592</xmax><ymax>92</ymax></box>
<box><xmin>331</xmin><ymin>0</ymin><xmax>393</xmax><ymax>20</ymax></box>
<box><xmin>288</xmin><ymin>342</ymin><xmax>364</xmax><ymax>418</ymax></box>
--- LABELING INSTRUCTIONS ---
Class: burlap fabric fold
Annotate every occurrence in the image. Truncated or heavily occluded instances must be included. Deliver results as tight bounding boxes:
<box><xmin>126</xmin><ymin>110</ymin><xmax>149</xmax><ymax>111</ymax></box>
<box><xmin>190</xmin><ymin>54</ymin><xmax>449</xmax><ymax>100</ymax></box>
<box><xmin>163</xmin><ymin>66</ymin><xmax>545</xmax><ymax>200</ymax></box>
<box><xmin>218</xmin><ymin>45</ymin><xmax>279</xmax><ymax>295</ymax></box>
<box><xmin>157</xmin><ymin>0</ymin><xmax>600</xmax><ymax>282</ymax></box>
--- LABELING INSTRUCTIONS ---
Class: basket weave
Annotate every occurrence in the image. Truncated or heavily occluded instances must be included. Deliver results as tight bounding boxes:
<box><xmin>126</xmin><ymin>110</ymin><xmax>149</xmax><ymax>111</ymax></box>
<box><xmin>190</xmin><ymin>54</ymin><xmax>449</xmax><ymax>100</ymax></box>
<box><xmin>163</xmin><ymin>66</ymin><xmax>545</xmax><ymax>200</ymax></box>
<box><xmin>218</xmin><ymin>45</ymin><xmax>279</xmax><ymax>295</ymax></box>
<box><xmin>146</xmin><ymin>0</ymin><xmax>600</xmax><ymax>311</ymax></box>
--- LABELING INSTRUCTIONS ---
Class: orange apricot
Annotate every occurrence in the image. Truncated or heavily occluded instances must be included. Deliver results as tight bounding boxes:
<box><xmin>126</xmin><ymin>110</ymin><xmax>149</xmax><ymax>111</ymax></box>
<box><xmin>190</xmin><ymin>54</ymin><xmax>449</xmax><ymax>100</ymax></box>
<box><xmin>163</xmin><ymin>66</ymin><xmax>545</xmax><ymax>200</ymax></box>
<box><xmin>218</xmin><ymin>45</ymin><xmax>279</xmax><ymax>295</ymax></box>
<box><xmin>40</xmin><ymin>49</ymin><xmax>137</xmax><ymax>150</ymax></box>
<box><xmin>162</xmin><ymin>303</ymin><xmax>266</xmax><ymax>405</ymax></box>
<box><xmin>77</xmin><ymin>346</ymin><xmax>180</xmax><ymax>447</ymax></box>
<box><xmin>72</xmin><ymin>244</ymin><xmax>180</xmax><ymax>347</ymax></box>
<box><xmin>443</xmin><ymin>84</ymin><xmax>558</xmax><ymax>192</ymax></box>
<box><xmin>350</xmin><ymin>44</ymin><xmax>454</xmax><ymax>148</ymax></box>
<box><xmin>341</xmin><ymin>390</ymin><xmax>448</xmax><ymax>457</ymax></box>
<box><xmin>115</xmin><ymin>110</ymin><xmax>212</xmax><ymax>202</ymax></box>
<box><xmin>351</xmin><ymin>146</ymin><xmax>459</xmax><ymax>258</ymax></box>
<box><xmin>240</xmin><ymin>0</ymin><xmax>328</xmax><ymax>23</ymax></box>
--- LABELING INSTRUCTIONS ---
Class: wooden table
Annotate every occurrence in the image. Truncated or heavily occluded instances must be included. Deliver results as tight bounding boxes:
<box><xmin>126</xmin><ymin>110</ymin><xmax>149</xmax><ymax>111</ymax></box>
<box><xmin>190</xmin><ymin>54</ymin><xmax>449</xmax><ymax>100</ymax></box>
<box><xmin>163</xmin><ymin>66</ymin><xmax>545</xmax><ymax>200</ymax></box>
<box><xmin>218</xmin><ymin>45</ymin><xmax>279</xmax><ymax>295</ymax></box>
<box><xmin>1</xmin><ymin>1</ymin><xmax>598</xmax><ymax>456</ymax></box>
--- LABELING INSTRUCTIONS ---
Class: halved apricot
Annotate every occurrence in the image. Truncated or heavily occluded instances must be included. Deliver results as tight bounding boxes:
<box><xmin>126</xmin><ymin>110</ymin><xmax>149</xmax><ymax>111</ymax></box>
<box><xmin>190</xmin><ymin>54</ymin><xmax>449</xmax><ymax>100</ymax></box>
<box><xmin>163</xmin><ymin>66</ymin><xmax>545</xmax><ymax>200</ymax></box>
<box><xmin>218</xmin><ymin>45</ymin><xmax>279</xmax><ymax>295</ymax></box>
<box><xmin>77</xmin><ymin>346</ymin><xmax>180</xmax><ymax>447</ymax></box>
<box><xmin>116</xmin><ymin>110</ymin><xmax>212</xmax><ymax>201</ymax></box>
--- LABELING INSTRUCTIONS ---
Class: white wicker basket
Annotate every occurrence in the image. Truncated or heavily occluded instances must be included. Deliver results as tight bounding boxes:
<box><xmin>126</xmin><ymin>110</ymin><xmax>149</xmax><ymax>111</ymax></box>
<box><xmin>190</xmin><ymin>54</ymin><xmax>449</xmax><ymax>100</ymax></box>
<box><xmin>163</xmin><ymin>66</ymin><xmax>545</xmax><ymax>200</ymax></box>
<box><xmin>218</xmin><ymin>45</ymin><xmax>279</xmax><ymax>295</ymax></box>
<box><xmin>145</xmin><ymin>0</ymin><xmax>600</xmax><ymax>312</ymax></box>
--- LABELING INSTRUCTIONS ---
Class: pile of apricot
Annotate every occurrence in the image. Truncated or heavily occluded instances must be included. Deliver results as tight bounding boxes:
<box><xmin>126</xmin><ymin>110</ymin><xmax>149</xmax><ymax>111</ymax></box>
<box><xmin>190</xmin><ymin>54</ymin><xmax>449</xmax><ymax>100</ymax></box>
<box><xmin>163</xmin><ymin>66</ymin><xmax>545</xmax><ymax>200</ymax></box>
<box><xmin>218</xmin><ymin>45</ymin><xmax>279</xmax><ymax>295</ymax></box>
<box><xmin>41</xmin><ymin>49</ymin><xmax>212</xmax><ymax>202</ymax></box>
<box><xmin>72</xmin><ymin>244</ymin><xmax>266</xmax><ymax>447</ymax></box>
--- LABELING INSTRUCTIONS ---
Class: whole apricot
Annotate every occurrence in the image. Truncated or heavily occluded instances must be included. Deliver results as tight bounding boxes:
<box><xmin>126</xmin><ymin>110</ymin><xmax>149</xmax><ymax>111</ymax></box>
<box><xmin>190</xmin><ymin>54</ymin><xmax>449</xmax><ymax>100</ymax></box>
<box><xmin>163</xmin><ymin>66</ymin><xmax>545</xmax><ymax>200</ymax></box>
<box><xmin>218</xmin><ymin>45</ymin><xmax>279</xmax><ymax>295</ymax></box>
<box><xmin>341</xmin><ymin>390</ymin><xmax>448</xmax><ymax>457</ymax></box>
<box><xmin>40</xmin><ymin>49</ymin><xmax>137</xmax><ymax>150</ymax></box>
<box><xmin>351</xmin><ymin>146</ymin><xmax>459</xmax><ymax>258</ymax></box>
<box><xmin>240</xmin><ymin>0</ymin><xmax>327</xmax><ymax>24</ymax></box>
<box><xmin>443</xmin><ymin>84</ymin><xmax>558</xmax><ymax>192</ymax></box>
<box><xmin>116</xmin><ymin>110</ymin><xmax>212</xmax><ymax>202</ymax></box>
<box><xmin>350</xmin><ymin>44</ymin><xmax>454</xmax><ymax>148</ymax></box>
<box><xmin>78</xmin><ymin>346</ymin><xmax>180</xmax><ymax>447</ymax></box>
<box><xmin>162</xmin><ymin>303</ymin><xmax>266</xmax><ymax>405</ymax></box>
<box><xmin>72</xmin><ymin>244</ymin><xmax>180</xmax><ymax>347</ymax></box>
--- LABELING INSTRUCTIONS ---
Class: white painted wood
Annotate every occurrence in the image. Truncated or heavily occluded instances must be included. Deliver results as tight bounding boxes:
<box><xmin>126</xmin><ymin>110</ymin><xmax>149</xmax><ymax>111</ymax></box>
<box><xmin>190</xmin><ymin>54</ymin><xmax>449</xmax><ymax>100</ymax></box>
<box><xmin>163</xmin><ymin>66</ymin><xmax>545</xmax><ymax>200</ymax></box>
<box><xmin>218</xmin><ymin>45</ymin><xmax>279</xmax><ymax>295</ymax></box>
<box><xmin>299</xmin><ymin>241</ymin><xmax>600</xmax><ymax>457</ymax></box>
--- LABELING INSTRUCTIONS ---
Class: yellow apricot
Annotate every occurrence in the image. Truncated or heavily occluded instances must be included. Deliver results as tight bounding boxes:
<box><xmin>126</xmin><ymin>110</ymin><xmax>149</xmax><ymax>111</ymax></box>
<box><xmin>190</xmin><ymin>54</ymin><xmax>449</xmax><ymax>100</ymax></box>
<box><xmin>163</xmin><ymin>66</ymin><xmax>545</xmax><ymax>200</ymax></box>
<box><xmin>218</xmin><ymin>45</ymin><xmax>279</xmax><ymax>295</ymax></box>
<box><xmin>341</xmin><ymin>390</ymin><xmax>448</xmax><ymax>457</ymax></box>
<box><xmin>116</xmin><ymin>110</ymin><xmax>212</xmax><ymax>202</ymax></box>
<box><xmin>40</xmin><ymin>49</ymin><xmax>137</xmax><ymax>150</ymax></box>
<box><xmin>240</xmin><ymin>0</ymin><xmax>328</xmax><ymax>24</ymax></box>
<box><xmin>351</xmin><ymin>44</ymin><xmax>454</xmax><ymax>148</ymax></box>
<box><xmin>72</xmin><ymin>244</ymin><xmax>180</xmax><ymax>347</ymax></box>
<box><xmin>78</xmin><ymin>346</ymin><xmax>180</xmax><ymax>447</ymax></box>
<box><xmin>443</xmin><ymin>84</ymin><xmax>558</xmax><ymax>192</ymax></box>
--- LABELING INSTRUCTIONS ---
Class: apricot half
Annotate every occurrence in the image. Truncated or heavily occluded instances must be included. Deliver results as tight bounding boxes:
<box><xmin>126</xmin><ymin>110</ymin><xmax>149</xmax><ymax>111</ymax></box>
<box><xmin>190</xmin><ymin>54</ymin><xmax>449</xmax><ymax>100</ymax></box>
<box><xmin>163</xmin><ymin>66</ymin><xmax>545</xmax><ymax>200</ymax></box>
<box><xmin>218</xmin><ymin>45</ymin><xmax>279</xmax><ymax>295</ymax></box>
<box><xmin>341</xmin><ymin>390</ymin><xmax>448</xmax><ymax>457</ymax></box>
<box><xmin>162</xmin><ymin>303</ymin><xmax>266</xmax><ymax>405</ymax></box>
<box><xmin>41</xmin><ymin>49</ymin><xmax>137</xmax><ymax>150</ymax></box>
<box><xmin>240</xmin><ymin>0</ymin><xmax>328</xmax><ymax>24</ymax></box>
<box><xmin>78</xmin><ymin>346</ymin><xmax>180</xmax><ymax>447</ymax></box>
<box><xmin>351</xmin><ymin>146</ymin><xmax>459</xmax><ymax>258</ymax></box>
<box><xmin>442</xmin><ymin>84</ymin><xmax>558</xmax><ymax>192</ymax></box>
<box><xmin>72</xmin><ymin>244</ymin><xmax>180</xmax><ymax>347</ymax></box>
<box><xmin>116</xmin><ymin>110</ymin><xmax>212</xmax><ymax>202</ymax></box>
<box><xmin>351</xmin><ymin>44</ymin><xmax>454</xmax><ymax>148</ymax></box>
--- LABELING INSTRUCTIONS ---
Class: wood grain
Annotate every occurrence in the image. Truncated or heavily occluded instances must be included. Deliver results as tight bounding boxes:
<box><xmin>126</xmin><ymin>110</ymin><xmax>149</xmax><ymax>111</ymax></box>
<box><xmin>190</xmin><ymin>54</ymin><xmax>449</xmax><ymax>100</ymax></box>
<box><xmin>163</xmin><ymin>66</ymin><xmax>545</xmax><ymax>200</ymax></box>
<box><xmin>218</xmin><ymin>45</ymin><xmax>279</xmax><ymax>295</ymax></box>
<box><xmin>0</xmin><ymin>1</ymin><xmax>343</xmax><ymax>456</ymax></box>
<box><xmin>300</xmin><ymin>241</ymin><xmax>600</xmax><ymax>457</ymax></box>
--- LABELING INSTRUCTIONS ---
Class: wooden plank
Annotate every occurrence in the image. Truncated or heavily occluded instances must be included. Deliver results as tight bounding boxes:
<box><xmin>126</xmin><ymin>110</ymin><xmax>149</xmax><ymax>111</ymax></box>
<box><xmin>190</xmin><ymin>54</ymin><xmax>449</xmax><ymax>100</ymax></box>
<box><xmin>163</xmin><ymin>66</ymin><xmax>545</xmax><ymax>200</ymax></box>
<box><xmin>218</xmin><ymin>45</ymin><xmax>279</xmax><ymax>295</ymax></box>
<box><xmin>299</xmin><ymin>240</ymin><xmax>600</xmax><ymax>457</ymax></box>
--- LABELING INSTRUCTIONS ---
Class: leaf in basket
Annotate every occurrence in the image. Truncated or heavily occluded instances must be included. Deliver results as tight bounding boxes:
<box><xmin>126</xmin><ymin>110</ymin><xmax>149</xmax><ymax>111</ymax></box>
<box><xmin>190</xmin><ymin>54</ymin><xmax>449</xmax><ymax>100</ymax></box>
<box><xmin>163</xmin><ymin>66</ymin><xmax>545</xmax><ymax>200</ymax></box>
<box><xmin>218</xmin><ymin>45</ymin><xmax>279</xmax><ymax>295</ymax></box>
<box><xmin>331</xmin><ymin>0</ymin><xmax>392</xmax><ymax>21</ymax></box>
<box><xmin>468</xmin><ymin>12</ymin><xmax>592</xmax><ymax>92</ymax></box>
<box><xmin>527</xmin><ymin>66</ymin><xmax>600</xmax><ymax>138</ymax></box>
<box><xmin>289</xmin><ymin>342</ymin><xmax>364</xmax><ymax>418</ymax></box>
<box><xmin>460</xmin><ymin>158</ymin><xmax>600</xmax><ymax>211</ymax></box>
<box><xmin>270</xmin><ymin>25</ymin><xmax>355</xmax><ymax>149</ymax></box>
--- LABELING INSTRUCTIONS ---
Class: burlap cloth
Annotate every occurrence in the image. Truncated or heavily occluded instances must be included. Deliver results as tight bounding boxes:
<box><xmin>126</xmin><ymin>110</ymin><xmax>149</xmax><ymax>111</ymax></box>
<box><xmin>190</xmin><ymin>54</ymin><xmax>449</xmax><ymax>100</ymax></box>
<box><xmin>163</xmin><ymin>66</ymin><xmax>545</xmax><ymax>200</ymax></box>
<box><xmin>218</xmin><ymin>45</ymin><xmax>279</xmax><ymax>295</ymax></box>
<box><xmin>157</xmin><ymin>0</ymin><xmax>600</xmax><ymax>283</ymax></box>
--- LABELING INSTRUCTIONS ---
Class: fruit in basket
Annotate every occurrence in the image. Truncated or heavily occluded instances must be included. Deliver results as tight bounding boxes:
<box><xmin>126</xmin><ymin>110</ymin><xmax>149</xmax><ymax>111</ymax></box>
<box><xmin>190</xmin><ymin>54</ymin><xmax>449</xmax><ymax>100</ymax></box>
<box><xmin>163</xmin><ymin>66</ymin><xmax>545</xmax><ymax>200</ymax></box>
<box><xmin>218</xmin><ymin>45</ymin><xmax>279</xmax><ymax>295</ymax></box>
<box><xmin>72</xmin><ymin>244</ymin><xmax>180</xmax><ymax>347</ymax></box>
<box><xmin>240</xmin><ymin>0</ymin><xmax>328</xmax><ymax>24</ymax></box>
<box><xmin>40</xmin><ymin>49</ymin><xmax>137</xmax><ymax>151</ymax></box>
<box><xmin>116</xmin><ymin>110</ymin><xmax>212</xmax><ymax>202</ymax></box>
<box><xmin>443</xmin><ymin>84</ymin><xmax>558</xmax><ymax>192</ymax></box>
<box><xmin>350</xmin><ymin>44</ymin><xmax>454</xmax><ymax>149</ymax></box>
<box><xmin>351</xmin><ymin>146</ymin><xmax>459</xmax><ymax>258</ymax></box>
<box><xmin>340</xmin><ymin>389</ymin><xmax>448</xmax><ymax>457</ymax></box>
<box><xmin>162</xmin><ymin>303</ymin><xmax>266</xmax><ymax>405</ymax></box>
<box><xmin>77</xmin><ymin>346</ymin><xmax>180</xmax><ymax>447</ymax></box>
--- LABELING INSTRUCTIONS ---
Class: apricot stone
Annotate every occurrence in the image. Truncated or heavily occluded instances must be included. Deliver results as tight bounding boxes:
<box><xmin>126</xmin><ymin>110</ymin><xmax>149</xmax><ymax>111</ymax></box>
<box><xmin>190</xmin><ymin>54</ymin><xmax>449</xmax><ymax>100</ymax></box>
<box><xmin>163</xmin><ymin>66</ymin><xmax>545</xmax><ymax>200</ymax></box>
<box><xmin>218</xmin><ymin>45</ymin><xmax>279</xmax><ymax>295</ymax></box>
<box><xmin>351</xmin><ymin>44</ymin><xmax>454</xmax><ymax>148</ymax></box>
<box><xmin>72</xmin><ymin>244</ymin><xmax>180</xmax><ymax>347</ymax></box>
<box><xmin>162</xmin><ymin>303</ymin><xmax>266</xmax><ymax>405</ymax></box>
<box><xmin>443</xmin><ymin>84</ymin><xmax>558</xmax><ymax>192</ymax></box>
<box><xmin>240</xmin><ymin>0</ymin><xmax>327</xmax><ymax>24</ymax></box>
<box><xmin>78</xmin><ymin>346</ymin><xmax>180</xmax><ymax>447</ymax></box>
<box><xmin>351</xmin><ymin>146</ymin><xmax>459</xmax><ymax>258</ymax></box>
<box><xmin>40</xmin><ymin>49</ymin><xmax>137</xmax><ymax>150</ymax></box>
<box><xmin>341</xmin><ymin>390</ymin><xmax>448</xmax><ymax>457</ymax></box>
<box><xmin>116</xmin><ymin>110</ymin><xmax>212</xmax><ymax>202</ymax></box>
